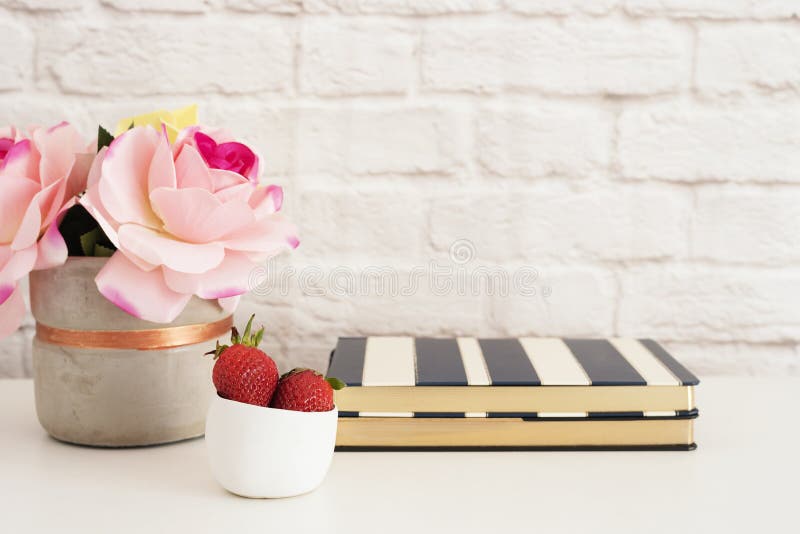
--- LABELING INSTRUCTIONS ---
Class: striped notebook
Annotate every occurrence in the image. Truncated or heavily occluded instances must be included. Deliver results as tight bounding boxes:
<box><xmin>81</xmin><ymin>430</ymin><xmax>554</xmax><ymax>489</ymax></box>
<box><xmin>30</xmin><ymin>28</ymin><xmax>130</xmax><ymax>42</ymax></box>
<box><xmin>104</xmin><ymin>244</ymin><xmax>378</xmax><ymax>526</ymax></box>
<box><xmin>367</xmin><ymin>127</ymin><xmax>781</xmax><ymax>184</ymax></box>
<box><xmin>328</xmin><ymin>337</ymin><xmax>699</xmax><ymax>450</ymax></box>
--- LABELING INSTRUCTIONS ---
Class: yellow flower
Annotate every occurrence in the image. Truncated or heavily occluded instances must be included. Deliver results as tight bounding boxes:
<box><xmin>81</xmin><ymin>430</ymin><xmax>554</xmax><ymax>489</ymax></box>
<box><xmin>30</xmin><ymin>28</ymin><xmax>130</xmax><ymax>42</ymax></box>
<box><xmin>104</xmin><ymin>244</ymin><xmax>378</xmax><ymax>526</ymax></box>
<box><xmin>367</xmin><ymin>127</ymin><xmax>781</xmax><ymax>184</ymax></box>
<box><xmin>114</xmin><ymin>104</ymin><xmax>198</xmax><ymax>143</ymax></box>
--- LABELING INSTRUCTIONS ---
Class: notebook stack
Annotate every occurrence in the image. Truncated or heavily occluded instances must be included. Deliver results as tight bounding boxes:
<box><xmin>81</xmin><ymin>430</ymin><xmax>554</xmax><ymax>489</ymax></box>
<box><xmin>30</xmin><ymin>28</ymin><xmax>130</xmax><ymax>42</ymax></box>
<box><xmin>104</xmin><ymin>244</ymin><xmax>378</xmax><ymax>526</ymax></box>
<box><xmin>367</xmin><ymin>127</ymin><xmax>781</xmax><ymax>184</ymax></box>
<box><xmin>327</xmin><ymin>337</ymin><xmax>699</xmax><ymax>451</ymax></box>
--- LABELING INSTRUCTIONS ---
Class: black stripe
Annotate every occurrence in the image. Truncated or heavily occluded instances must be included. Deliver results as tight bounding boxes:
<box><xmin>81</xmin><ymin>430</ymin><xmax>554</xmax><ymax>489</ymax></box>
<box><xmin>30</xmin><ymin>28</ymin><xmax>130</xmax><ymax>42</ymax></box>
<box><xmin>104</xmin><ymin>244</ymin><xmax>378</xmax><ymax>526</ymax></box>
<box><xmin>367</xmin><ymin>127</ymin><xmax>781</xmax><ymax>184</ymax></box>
<box><xmin>337</xmin><ymin>444</ymin><xmax>697</xmax><ymax>452</ymax></box>
<box><xmin>563</xmin><ymin>339</ymin><xmax>646</xmax><ymax>386</ymax></box>
<box><xmin>413</xmin><ymin>412</ymin><xmax>466</xmax><ymax>418</ymax></box>
<box><xmin>338</xmin><ymin>411</ymin><xmax>360</xmax><ymax>418</ymax></box>
<box><xmin>326</xmin><ymin>337</ymin><xmax>367</xmax><ymax>386</ymax></box>
<box><xmin>587</xmin><ymin>411</ymin><xmax>645</xmax><ymax>419</ymax></box>
<box><xmin>478</xmin><ymin>338</ymin><xmax>540</xmax><ymax>385</ymax></box>
<box><xmin>414</xmin><ymin>338</ymin><xmax>468</xmax><ymax>386</ymax></box>
<box><xmin>639</xmin><ymin>339</ymin><xmax>700</xmax><ymax>385</ymax></box>
<box><xmin>488</xmin><ymin>412</ymin><xmax>538</xmax><ymax>418</ymax></box>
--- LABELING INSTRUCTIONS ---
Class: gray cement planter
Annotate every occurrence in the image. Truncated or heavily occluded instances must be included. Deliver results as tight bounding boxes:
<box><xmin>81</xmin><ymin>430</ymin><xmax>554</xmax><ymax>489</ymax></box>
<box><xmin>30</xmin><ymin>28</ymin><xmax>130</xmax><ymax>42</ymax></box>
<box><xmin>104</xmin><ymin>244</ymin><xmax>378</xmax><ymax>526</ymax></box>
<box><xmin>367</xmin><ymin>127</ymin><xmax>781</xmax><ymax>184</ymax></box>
<box><xmin>30</xmin><ymin>257</ymin><xmax>230</xmax><ymax>447</ymax></box>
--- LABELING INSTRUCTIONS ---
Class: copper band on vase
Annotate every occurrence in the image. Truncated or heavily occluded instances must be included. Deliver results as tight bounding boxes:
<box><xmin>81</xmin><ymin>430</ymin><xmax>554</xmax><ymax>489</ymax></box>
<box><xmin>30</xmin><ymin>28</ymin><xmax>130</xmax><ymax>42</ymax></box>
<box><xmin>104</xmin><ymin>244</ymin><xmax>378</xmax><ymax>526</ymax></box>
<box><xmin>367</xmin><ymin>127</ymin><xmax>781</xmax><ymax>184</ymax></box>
<box><xmin>35</xmin><ymin>315</ymin><xmax>234</xmax><ymax>351</ymax></box>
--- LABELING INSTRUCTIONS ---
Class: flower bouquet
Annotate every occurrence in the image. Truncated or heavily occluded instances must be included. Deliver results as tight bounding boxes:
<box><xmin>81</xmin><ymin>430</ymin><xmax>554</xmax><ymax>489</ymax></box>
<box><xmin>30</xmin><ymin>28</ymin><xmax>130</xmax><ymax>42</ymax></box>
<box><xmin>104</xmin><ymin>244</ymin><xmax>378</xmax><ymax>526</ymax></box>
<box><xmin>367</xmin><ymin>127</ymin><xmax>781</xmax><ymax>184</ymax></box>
<box><xmin>0</xmin><ymin>105</ymin><xmax>297</xmax><ymax>446</ymax></box>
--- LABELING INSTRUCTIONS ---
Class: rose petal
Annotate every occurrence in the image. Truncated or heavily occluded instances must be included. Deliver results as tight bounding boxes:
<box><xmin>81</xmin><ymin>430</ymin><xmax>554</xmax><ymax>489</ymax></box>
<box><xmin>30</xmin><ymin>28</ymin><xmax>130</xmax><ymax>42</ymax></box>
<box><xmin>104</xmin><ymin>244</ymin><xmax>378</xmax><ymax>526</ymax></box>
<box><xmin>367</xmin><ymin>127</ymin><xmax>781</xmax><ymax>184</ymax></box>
<box><xmin>213</xmin><ymin>182</ymin><xmax>255</xmax><ymax>204</ymax></box>
<box><xmin>218</xmin><ymin>295</ymin><xmax>240</xmax><ymax>314</ymax></box>
<box><xmin>80</xmin><ymin>147</ymin><xmax>121</xmax><ymax>248</ymax></box>
<box><xmin>34</xmin><ymin>122</ymin><xmax>83</xmax><ymax>189</ymax></box>
<box><xmin>149</xmin><ymin>186</ymin><xmax>222</xmax><ymax>242</ymax></box>
<box><xmin>150</xmin><ymin>187</ymin><xmax>255</xmax><ymax>243</ymax></box>
<box><xmin>174</xmin><ymin>144</ymin><xmax>213</xmax><ymax>191</ymax></box>
<box><xmin>0</xmin><ymin>178</ymin><xmax>39</xmax><ymax>243</ymax></box>
<box><xmin>33</xmin><ymin>223</ymin><xmax>68</xmax><ymax>271</ymax></box>
<box><xmin>10</xmin><ymin>199</ymin><xmax>41</xmax><ymax>251</ymax></box>
<box><xmin>98</xmin><ymin>128</ymin><xmax>161</xmax><ymax>228</ymax></box>
<box><xmin>249</xmin><ymin>185</ymin><xmax>283</xmax><ymax>218</ymax></box>
<box><xmin>65</xmin><ymin>152</ymin><xmax>94</xmax><ymax>203</ymax></box>
<box><xmin>148</xmin><ymin>131</ymin><xmax>177</xmax><ymax>194</ymax></box>
<box><xmin>0</xmin><ymin>139</ymin><xmax>38</xmax><ymax>179</ymax></box>
<box><xmin>95</xmin><ymin>252</ymin><xmax>191</xmax><ymax>323</ymax></box>
<box><xmin>117</xmin><ymin>224</ymin><xmax>225</xmax><ymax>274</ymax></box>
<box><xmin>0</xmin><ymin>245</ymin><xmax>36</xmax><ymax>291</ymax></box>
<box><xmin>223</xmin><ymin>215</ymin><xmax>299</xmax><ymax>254</ymax></box>
<box><xmin>209</xmin><ymin>168</ymin><xmax>249</xmax><ymax>192</ymax></box>
<box><xmin>162</xmin><ymin>251</ymin><xmax>254</xmax><ymax>299</ymax></box>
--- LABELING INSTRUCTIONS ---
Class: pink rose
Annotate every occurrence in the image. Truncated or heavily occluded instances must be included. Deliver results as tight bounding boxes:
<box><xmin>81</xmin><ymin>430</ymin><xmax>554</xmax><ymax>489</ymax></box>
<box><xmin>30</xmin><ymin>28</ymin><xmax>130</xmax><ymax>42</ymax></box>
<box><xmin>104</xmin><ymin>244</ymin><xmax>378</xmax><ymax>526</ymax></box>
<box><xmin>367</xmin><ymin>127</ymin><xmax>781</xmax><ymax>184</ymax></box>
<box><xmin>81</xmin><ymin>125</ymin><xmax>298</xmax><ymax>323</ymax></box>
<box><xmin>0</xmin><ymin>122</ymin><xmax>91</xmax><ymax>337</ymax></box>
<box><xmin>0</xmin><ymin>127</ymin><xmax>20</xmax><ymax>163</ymax></box>
<box><xmin>193</xmin><ymin>130</ymin><xmax>258</xmax><ymax>181</ymax></box>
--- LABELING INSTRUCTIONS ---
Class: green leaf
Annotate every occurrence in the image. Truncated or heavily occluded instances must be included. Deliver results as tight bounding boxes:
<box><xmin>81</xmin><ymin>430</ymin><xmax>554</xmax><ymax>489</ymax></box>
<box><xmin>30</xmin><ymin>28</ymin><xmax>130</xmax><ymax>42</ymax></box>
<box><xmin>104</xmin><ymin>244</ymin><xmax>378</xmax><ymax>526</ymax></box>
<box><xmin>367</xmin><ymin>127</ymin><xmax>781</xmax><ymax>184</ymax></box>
<box><xmin>325</xmin><ymin>377</ymin><xmax>347</xmax><ymax>390</ymax></box>
<box><xmin>242</xmin><ymin>314</ymin><xmax>255</xmax><ymax>344</ymax></box>
<box><xmin>59</xmin><ymin>205</ymin><xmax>103</xmax><ymax>256</ymax></box>
<box><xmin>79</xmin><ymin>229</ymin><xmax>99</xmax><ymax>257</ymax></box>
<box><xmin>128</xmin><ymin>121</ymin><xmax>135</xmax><ymax>130</ymax></box>
<box><xmin>97</xmin><ymin>125</ymin><xmax>114</xmax><ymax>152</ymax></box>
<box><xmin>254</xmin><ymin>327</ymin><xmax>264</xmax><ymax>347</ymax></box>
<box><xmin>93</xmin><ymin>243</ymin><xmax>115</xmax><ymax>258</ymax></box>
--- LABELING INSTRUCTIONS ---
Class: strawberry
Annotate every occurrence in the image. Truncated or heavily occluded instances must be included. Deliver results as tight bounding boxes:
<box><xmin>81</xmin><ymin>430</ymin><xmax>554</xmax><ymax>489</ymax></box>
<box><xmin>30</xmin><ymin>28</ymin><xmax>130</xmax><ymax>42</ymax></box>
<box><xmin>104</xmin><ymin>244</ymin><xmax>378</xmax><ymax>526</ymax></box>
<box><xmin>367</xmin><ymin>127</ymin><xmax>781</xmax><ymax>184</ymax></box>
<box><xmin>269</xmin><ymin>368</ymin><xmax>346</xmax><ymax>412</ymax></box>
<box><xmin>209</xmin><ymin>315</ymin><xmax>278</xmax><ymax>407</ymax></box>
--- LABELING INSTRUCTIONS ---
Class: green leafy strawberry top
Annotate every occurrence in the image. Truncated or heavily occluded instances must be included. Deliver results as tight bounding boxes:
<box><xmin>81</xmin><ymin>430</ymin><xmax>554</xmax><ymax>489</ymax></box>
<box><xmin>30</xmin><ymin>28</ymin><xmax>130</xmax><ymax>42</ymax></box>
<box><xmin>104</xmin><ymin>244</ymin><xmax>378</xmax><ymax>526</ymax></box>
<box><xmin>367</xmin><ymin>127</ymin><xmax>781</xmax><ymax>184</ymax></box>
<box><xmin>207</xmin><ymin>314</ymin><xmax>265</xmax><ymax>360</ymax></box>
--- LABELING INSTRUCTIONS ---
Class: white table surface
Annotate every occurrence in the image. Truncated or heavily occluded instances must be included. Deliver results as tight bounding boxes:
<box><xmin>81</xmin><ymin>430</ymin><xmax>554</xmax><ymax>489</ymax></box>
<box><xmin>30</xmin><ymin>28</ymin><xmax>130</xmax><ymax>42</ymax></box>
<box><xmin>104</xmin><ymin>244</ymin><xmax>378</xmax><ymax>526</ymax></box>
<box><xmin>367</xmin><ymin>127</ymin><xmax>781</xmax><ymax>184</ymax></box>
<box><xmin>1</xmin><ymin>378</ymin><xmax>797</xmax><ymax>534</ymax></box>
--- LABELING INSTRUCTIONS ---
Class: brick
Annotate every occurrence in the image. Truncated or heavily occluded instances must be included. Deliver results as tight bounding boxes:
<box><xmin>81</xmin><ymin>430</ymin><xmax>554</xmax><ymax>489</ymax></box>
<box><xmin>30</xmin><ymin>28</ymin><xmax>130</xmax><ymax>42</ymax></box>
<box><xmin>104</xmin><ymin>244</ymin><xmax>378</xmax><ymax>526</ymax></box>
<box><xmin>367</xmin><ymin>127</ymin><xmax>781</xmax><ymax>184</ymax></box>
<box><xmin>300</xmin><ymin>20</ymin><xmax>415</xmax><ymax>96</ymax></box>
<box><xmin>619</xmin><ymin>266</ymin><xmax>800</xmax><ymax>343</ymax></box>
<box><xmin>302</xmin><ymin>0</ymin><xmax>500</xmax><ymax>14</ymax></box>
<box><xmin>102</xmin><ymin>0</ymin><xmax>210</xmax><ymax>11</ymax></box>
<box><xmin>422</xmin><ymin>18</ymin><xmax>691</xmax><ymax>95</ymax></box>
<box><xmin>491</xmin><ymin>267</ymin><xmax>617</xmax><ymax>337</ymax></box>
<box><xmin>618</xmin><ymin>103</ymin><xmax>800</xmax><ymax>183</ymax></box>
<box><xmin>0</xmin><ymin>95</ymin><xmax>91</xmax><ymax>130</ymax></box>
<box><xmin>697</xmin><ymin>24</ymin><xmax>800</xmax><ymax>93</ymax></box>
<box><xmin>430</xmin><ymin>185</ymin><xmax>690</xmax><ymax>263</ymax></box>
<box><xmin>295</xmin><ymin>108</ymin><xmax>467</xmax><ymax>174</ymax></box>
<box><xmin>298</xmin><ymin>191</ymin><xmax>428</xmax><ymax>259</ymax></box>
<box><xmin>225</xmin><ymin>0</ymin><xmax>302</xmax><ymax>12</ymax></box>
<box><xmin>0</xmin><ymin>22</ymin><xmax>32</xmax><ymax>91</ymax></box>
<box><xmin>38</xmin><ymin>21</ymin><xmax>293</xmax><ymax>95</ymax></box>
<box><xmin>343</xmin><ymin>280</ymin><xmax>491</xmax><ymax>337</ymax></box>
<box><xmin>692</xmin><ymin>186</ymin><xmax>800</xmax><ymax>265</ymax></box>
<box><xmin>203</xmin><ymin>104</ymin><xmax>295</xmax><ymax>176</ymax></box>
<box><xmin>625</xmin><ymin>0</ymin><xmax>800</xmax><ymax>19</ymax></box>
<box><xmin>664</xmin><ymin>341</ymin><xmax>799</xmax><ymax>377</ymax></box>
<box><xmin>477</xmin><ymin>104</ymin><xmax>613</xmax><ymax>177</ymax></box>
<box><xmin>271</xmin><ymin>264</ymin><xmax>494</xmax><ymax>339</ymax></box>
<box><xmin>507</xmin><ymin>0</ymin><xmax>618</xmax><ymax>15</ymax></box>
<box><xmin>0</xmin><ymin>0</ymin><xmax>82</xmax><ymax>8</ymax></box>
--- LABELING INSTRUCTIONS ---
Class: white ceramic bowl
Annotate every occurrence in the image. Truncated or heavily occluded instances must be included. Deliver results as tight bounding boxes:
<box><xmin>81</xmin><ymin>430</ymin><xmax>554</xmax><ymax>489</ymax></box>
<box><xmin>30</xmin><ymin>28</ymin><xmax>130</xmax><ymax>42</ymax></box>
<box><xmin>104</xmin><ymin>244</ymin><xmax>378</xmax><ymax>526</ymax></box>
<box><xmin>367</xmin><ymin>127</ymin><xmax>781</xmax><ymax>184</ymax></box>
<box><xmin>205</xmin><ymin>395</ymin><xmax>338</xmax><ymax>498</ymax></box>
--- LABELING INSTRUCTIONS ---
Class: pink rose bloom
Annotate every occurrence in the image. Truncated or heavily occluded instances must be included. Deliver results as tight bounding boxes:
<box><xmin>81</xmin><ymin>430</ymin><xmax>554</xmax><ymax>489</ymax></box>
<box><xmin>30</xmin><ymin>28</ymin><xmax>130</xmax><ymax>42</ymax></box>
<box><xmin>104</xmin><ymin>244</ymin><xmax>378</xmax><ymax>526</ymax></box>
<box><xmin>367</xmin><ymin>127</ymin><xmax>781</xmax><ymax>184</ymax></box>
<box><xmin>179</xmin><ymin>126</ymin><xmax>260</xmax><ymax>183</ymax></box>
<box><xmin>0</xmin><ymin>122</ymin><xmax>91</xmax><ymax>337</ymax></box>
<box><xmin>81</xmin><ymin>125</ymin><xmax>298</xmax><ymax>323</ymax></box>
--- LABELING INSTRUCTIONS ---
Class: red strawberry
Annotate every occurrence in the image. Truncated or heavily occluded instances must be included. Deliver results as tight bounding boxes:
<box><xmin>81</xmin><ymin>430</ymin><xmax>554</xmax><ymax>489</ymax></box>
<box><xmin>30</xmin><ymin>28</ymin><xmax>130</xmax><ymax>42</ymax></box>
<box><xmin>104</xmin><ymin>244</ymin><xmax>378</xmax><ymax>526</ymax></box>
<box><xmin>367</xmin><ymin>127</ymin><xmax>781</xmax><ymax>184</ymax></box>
<box><xmin>269</xmin><ymin>368</ymin><xmax>346</xmax><ymax>412</ymax></box>
<box><xmin>209</xmin><ymin>315</ymin><xmax>278</xmax><ymax>407</ymax></box>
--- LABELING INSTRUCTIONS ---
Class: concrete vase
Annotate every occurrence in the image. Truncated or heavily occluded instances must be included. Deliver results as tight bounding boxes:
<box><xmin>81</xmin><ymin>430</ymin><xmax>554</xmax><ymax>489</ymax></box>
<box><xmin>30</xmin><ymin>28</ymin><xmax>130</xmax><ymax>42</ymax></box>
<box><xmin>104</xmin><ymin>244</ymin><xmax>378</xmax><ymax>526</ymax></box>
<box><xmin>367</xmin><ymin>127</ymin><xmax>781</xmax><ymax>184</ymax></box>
<box><xmin>30</xmin><ymin>257</ymin><xmax>230</xmax><ymax>447</ymax></box>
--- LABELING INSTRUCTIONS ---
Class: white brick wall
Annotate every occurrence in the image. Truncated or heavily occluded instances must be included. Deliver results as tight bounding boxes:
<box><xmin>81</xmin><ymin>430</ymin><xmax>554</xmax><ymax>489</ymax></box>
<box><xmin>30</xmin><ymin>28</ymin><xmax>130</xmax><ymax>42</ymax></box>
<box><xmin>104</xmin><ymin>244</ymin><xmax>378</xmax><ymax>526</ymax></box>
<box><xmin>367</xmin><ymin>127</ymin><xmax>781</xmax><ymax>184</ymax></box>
<box><xmin>0</xmin><ymin>0</ymin><xmax>798</xmax><ymax>378</ymax></box>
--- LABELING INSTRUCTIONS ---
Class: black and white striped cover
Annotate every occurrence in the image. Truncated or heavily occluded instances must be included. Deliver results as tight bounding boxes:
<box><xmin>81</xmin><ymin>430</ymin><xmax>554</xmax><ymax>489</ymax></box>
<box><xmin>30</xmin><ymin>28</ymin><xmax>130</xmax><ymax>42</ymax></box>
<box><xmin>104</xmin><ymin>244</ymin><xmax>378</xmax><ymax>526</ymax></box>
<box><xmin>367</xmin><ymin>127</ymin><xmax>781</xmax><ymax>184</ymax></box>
<box><xmin>328</xmin><ymin>337</ymin><xmax>699</xmax><ymax>419</ymax></box>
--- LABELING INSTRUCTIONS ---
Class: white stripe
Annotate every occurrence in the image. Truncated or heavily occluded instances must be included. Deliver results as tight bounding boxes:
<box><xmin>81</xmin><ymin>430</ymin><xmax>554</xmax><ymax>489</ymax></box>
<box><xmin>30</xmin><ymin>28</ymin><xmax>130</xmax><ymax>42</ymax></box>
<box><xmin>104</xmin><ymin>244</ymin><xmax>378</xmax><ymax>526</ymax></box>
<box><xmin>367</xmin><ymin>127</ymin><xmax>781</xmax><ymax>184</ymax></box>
<box><xmin>456</xmin><ymin>337</ymin><xmax>491</xmax><ymax>386</ymax></box>
<box><xmin>538</xmin><ymin>412</ymin><xmax>588</xmax><ymax>418</ymax></box>
<box><xmin>644</xmin><ymin>411</ymin><xmax>677</xmax><ymax>417</ymax></box>
<box><xmin>465</xmin><ymin>412</ymin><xmax>487</xmax><ymax>418</ymax></box>
<box><xmin>361</xmin><ymin>336</ymin><xmax>416</xmax><ymax>386</ymax></box>
<box><xmin>518</xmin><ymin>337</ymin><xmax>591</xmax><ymax>385</ymax></box>
<box><xmin>609</xmin><ymin>338</ymin><xmax>681</xmax><ymax>386</ymax></box>
<box><xmin>359</xmin><ymin>412</ymin><xmax>414</xmax><ymax>418</ymax></box>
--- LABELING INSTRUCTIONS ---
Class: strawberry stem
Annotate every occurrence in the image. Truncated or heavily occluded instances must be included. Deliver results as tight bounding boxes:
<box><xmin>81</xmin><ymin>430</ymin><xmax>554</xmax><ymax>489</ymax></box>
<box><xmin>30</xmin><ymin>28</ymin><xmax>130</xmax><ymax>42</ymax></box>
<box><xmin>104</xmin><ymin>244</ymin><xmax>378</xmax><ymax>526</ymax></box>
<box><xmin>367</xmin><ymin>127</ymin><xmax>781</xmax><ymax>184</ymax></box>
<box><xmin>207</xmin><ymin>315</ymin><xmax>266</xmax><ymax>359</ymax></box>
